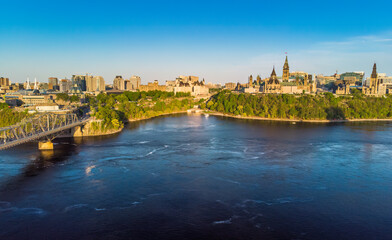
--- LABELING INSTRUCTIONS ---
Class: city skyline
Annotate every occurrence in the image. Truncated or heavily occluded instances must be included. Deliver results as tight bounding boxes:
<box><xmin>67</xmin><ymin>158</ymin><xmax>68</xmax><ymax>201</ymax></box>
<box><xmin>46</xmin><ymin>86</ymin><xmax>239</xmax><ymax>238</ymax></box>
<box><xmin>1</xmin><ymin>0</ymin><xmax>392</xmax><ymax>83</ymax></box>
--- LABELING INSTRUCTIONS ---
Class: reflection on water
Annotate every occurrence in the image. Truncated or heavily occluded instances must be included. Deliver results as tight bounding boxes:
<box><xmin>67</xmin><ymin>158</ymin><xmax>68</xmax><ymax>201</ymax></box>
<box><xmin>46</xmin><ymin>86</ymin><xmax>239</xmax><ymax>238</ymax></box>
<box><xmin>0</xmin><ymin>114</ymin><xmax>392</xmax><ymax>240</ymax></box>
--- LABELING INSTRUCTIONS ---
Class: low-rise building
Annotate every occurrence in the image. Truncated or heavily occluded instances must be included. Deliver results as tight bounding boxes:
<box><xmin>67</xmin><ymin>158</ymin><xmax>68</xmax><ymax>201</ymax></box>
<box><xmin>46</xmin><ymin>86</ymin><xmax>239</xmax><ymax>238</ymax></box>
<box><xmin>36</xmin><ymin>104</ymin><xmax>60</xmax><ymax>112</ymax></box>
<box><xmin>139</xmin><ymin>80</ymin><xmax>167</xmax><ymax>91</ymax></box>
<box><xmin>225</xmin><ymin>82</ymin><xmax>236</xmax><ymax>90</ymax></box>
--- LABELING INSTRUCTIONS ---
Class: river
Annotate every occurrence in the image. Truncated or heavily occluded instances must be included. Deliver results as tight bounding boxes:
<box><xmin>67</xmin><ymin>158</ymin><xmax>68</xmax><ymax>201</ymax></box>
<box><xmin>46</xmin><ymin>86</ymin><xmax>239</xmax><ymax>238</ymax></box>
<box><xmin>1</xmin><ymin>114</ymin><xmax>391</xmax><ymax>240</ymax></box>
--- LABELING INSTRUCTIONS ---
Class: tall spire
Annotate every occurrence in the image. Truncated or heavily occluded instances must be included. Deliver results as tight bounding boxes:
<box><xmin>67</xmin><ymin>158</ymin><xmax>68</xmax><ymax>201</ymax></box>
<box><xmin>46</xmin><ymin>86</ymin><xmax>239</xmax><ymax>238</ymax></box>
<box><xmin>26</xmin><ymin>77</ymin><xmax>31</xmax><ymax>90</ymax></box>
<box><xmin>34</xmin><ymin>77</ymin><xmax>38</xmax><ymax>90</ymax></box>
<box><xmin>283</xmin><ymin>56</ymin><xmax>289</xmax><ymax>70</ymax></box>
<box><xmin>282</xmin><ymin>55</ymin><xmax>290</xmax><ymax>81</ymax></box>
<box><xmin>371</xmin><ymin>63</ymin><xmax>377</xmax><ymax>79</ymax></box>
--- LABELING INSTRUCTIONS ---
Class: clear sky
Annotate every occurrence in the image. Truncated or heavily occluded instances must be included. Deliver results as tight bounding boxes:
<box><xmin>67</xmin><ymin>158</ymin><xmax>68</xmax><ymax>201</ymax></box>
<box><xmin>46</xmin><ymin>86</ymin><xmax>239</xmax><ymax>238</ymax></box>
<box><xmin>1</xmin><ymin>0</ymin><xmax>392</xmax><ymax>84</ymax></box>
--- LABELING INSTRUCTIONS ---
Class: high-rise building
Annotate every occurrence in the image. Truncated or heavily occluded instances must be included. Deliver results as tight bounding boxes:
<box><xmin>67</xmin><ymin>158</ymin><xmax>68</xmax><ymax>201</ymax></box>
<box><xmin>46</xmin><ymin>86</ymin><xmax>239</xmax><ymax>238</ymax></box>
<box><xmin>0</xmin><ymin>77</ymin><xmax>10</xmax><ymax>88</ymax></box>
<box><xmin>113</xmin><ymin>76</ymin><xmax>125</xmax><ymax>90</ymax></box>
<box><xmin>48</xmin><ymin>77</ymin><xmax>59</xmax><ymax>90</ymax></box>
<box><xmin>282</xmin><ymin>56</ymin><xmax>290</xmax><ymax>82</ymax></box>
<box><xmin>72</xmin><ymin>75</ymin><xmax>87</xmax><ymax>91</ymax></box>
<box><xmin>86</xmin><ymin>76</ymin><xmax>105</xmax><ymax>92</ymax></box>
<box><xmin>127</xmin><ymin>75</ymin><xmax>141</xmax><ymax>90</ymax></box>
<box><xmin>59</xmin><ymin>79</ymin><xmax>72</xmax><ymax>92</ymax></box>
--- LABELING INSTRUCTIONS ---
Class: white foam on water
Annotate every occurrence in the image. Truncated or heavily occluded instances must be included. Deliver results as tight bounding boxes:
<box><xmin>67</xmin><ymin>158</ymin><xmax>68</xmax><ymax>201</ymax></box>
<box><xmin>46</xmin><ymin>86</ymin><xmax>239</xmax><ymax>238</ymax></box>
<box><xmin>144</xmin><ymin>149</ymin><xmax>157</xmax><ymax>156</ymax></box>
<box><xmin>64</xmin><ymin>204</ymin><xmax>88</xmax><ymax>212</ymax></box>
<box><xmin>138</xmin><ymin>141</ymin><xmax>150</xmax><ymax>144</ymax></box>
<box><xmin>19</xmin><ymin>207</ymin><xmax>47</xmax><ymax>215</ymax></box>
<box><xmin>0</xmin><ymin>206</ymin><xmax>47</xmax><ymax>216</ymax></box>
<box><xmin>215</xmin><ymin>177</ymin><xmax>241</xmax><ymax>185</ymax></box>
<box><xmin>212</xmin><ymin>218</ymin><xmax>232</xmax><ymax>225</ymax></box>
<box><xmin>101</xmin><ymin>156</ymin><xmax>130</xmax><ymax>161</ymax></box>
<box><xmin>146</xmin><ymin>193</ymin><xmax>163</xmax><ymax>197</ymax></box>
<box><xmin>85</xmin><ymin>165</ymin><xmax>96</xmax><ymax>176</ymax></box>
<box><xmin>242</xmin><ymin>197</ymin><xmax>313</xmax><ymax>206</ymax></box>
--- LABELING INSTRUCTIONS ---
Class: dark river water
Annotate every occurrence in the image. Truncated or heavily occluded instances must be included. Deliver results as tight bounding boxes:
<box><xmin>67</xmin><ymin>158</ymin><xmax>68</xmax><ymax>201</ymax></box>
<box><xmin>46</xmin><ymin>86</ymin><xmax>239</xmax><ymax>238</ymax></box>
<box><xmin>1</xmin><ymin>114</ymin><xmax>392</xmax><ymax>240</ymax></box>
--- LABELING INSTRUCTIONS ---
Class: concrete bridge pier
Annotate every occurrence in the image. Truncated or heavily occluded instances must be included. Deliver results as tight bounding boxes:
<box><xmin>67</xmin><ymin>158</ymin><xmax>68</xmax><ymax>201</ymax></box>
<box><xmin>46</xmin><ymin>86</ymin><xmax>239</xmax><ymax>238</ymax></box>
<box><xmin>39</xmin><ymin>141</ymin><xmax>54</xmax><ymax>150</ymax></box>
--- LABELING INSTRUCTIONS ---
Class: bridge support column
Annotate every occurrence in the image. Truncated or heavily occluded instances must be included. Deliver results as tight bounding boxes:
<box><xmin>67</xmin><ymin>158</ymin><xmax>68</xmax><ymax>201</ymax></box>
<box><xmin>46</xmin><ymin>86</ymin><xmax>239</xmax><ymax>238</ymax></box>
<box><xmin>39</xmin><ymin>141</ymin><xmax>54</xmax><ymax>150</ymax></box>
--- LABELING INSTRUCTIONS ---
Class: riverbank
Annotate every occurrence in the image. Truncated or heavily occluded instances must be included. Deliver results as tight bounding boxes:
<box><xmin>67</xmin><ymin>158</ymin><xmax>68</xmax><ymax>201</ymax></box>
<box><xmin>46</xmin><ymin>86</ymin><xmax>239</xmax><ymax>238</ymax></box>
<box><xmin>83</xmin><ymin>109</ymin><xmax>392</xmax><ymax>138</ymax></box>
<box><xmin>206</xmin><ymin>111</ymin><xmax>392</xmax><ymax>123</ymax></box>
<box><xmin>75</xmin><ymin>127</ymin><xmax>124</xmax><ymax>137</ymax></box>
<box><xmin>127</xmin><ymin>110</ymin><xmax>189</xmax><ymax>122</ymax></box>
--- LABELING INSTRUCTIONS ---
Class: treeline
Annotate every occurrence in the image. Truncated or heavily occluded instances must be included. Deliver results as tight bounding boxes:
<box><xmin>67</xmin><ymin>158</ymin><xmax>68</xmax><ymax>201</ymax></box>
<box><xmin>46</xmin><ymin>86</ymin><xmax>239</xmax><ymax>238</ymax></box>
<box><xmin>87</xmin><ymin>90</ymin><xmax>198</xmax><ymax>131</ymax></box>
<box><xmin>206</xmin><ymin>91</ymin><xmax>392</xmax><ymax>120</ymax></box>
<box><xmin>0</xmin><ymin>103</ymin><xmax>29</xmax><ymax>128</ymax></box>
<box><xmin>122</xmin><ymin>90</ymin><xmax>191</xmax><ymax>101</ymax></box>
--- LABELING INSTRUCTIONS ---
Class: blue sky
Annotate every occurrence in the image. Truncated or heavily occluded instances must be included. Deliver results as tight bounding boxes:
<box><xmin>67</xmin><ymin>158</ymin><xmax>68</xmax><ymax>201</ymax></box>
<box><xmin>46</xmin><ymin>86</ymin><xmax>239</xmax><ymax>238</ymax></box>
<box><xmin>1</xmin><ymin>0</ymin><xmax>392</xmax><ymax>84</ymax></box>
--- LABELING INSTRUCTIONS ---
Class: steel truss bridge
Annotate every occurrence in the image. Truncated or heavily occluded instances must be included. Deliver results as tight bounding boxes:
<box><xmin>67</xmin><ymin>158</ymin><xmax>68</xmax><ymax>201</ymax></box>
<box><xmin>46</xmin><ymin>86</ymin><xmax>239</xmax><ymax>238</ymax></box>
<box><xmin>0</xmin><ymin>113</ymin><xmax>89</xmax><ymax>150</ymax></box>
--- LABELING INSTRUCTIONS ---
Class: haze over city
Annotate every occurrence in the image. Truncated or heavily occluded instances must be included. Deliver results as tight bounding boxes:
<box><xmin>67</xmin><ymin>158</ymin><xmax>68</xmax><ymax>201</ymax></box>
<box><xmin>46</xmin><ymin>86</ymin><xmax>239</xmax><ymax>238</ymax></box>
<box><xmin>1</xmin><ymin>0</ymin><xmax>392</xmax><ymax>83</ymax></box>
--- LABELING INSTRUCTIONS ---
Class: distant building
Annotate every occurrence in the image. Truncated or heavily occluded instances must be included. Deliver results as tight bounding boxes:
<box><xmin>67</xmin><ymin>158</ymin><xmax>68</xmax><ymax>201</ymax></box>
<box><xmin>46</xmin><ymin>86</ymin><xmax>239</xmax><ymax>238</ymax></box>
<box><xmin>339</xmin><ymin>72</ymin><xmax>364</xmax><ymax>85</ymax></box>
<box><xmin>139</xmin><ymin>80</ymin><xmax>166</xmax><ymax>92</ymax></box>
<box><xmin>36</xmin><ymin>104</ymin><xmax>60</xmax><ymax>112</ymax></box>
<box><xmin>282</xmin><ymin>56</ymin><xmax>289</xmax><ymax>81</ymax></box>
<box><xmin>205</xmin><ymin>82</ymin><xmax>222</xmax><ymax>89</ymax></box>
<box><xmin>172</xmin><ymin>75</ymin><xmax>209</xmax><ymax>96</ymax></box>
<box><xmin>60</xmin><ymin>79</ymin><xmax>73</xmax><ymax>92</ymax></box>
<box><xmin>263</xmin><ymin>67</ymin><xmax>282</xmax><ymax>93</ymax></box>
<box><xmin>316</xmin><ymin>74</ymin><xmax>338</xmax><ymax>87</ymax></box>
<box><xmin>113</xmin><ymin>75</ymin><xmax>140</xmax><ymax>91</ymax></box>
<box><xmin>261</xmin><ymin>63</ymin><xmax>315</xmax><ymax>94</ymax></box>
<box><xmin>86</xmin><ymin>76</ymin><xmax>105</xmax><ymax>92</ymax></box>
<box><xmin>225</xmin><ymin>82</ymin><xmax>236</xmax><ymax>90</ymax></box>
<box><xmin>289</xmin><ymin>71</ymin><xmax>312</xmax><ymax>83</ymax></box>
<box><xmin>0</xmin><ymin>77</ymin><xmax>10</xmax><ymax>88</ymax></box>
<box><xmin>0</xmin><ymin>77</ymin><xmax>11</xmax><ymax>94</ymax></box>
<box><xmin>113</xmin><ymin>76</ymin><xmax>125</xmax><ymax>90</ymax></box>
<box><xmin>48</xmin><ymin>77</ymin><xmax>59</xmax><ymax>90</ymax></box>
<box><xmin>362</xmin><ymin>63</ymin><xmax>384</xmax><ymax>96</ymax></box>
<box><xmin>72</xmin><ymin>75</ymin><xmax>87</xmax><ymax>91</ymax></box>
<box><xmin>127</xmin><ymin>75</ymin><xmax>141</xmax><ymax>90</ymax></box>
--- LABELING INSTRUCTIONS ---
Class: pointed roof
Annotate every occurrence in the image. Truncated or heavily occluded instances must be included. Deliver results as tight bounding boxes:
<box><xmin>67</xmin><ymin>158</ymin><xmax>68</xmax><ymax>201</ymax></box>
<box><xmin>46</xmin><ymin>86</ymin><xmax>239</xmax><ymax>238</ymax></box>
<box><xmin>268</xmin><ymin>67</ymin><xmax>279</xmax><ymax>85</ymax></box>
<box><xmin>271</xmin><ymin>66</ymin><xmax>276</xmax><ymax>77</ymax></box>
<box><xmin>283</xmin><ymin>56</ymin><xmax>289</xmax><ymax>70</ymax></box>
<box><xmin>371</xmin><ymin>63</ymin><xmax>377</xmax><ymax>78</ymax></box>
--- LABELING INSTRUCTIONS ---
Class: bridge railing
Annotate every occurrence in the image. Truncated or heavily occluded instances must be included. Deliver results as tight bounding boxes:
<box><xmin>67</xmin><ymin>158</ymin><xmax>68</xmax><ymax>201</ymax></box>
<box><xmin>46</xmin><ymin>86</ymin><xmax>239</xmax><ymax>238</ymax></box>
<box><xmin>0</xmin><ymin>112</ymin><xmax>86</xmax><ymax>149</ymax></box>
